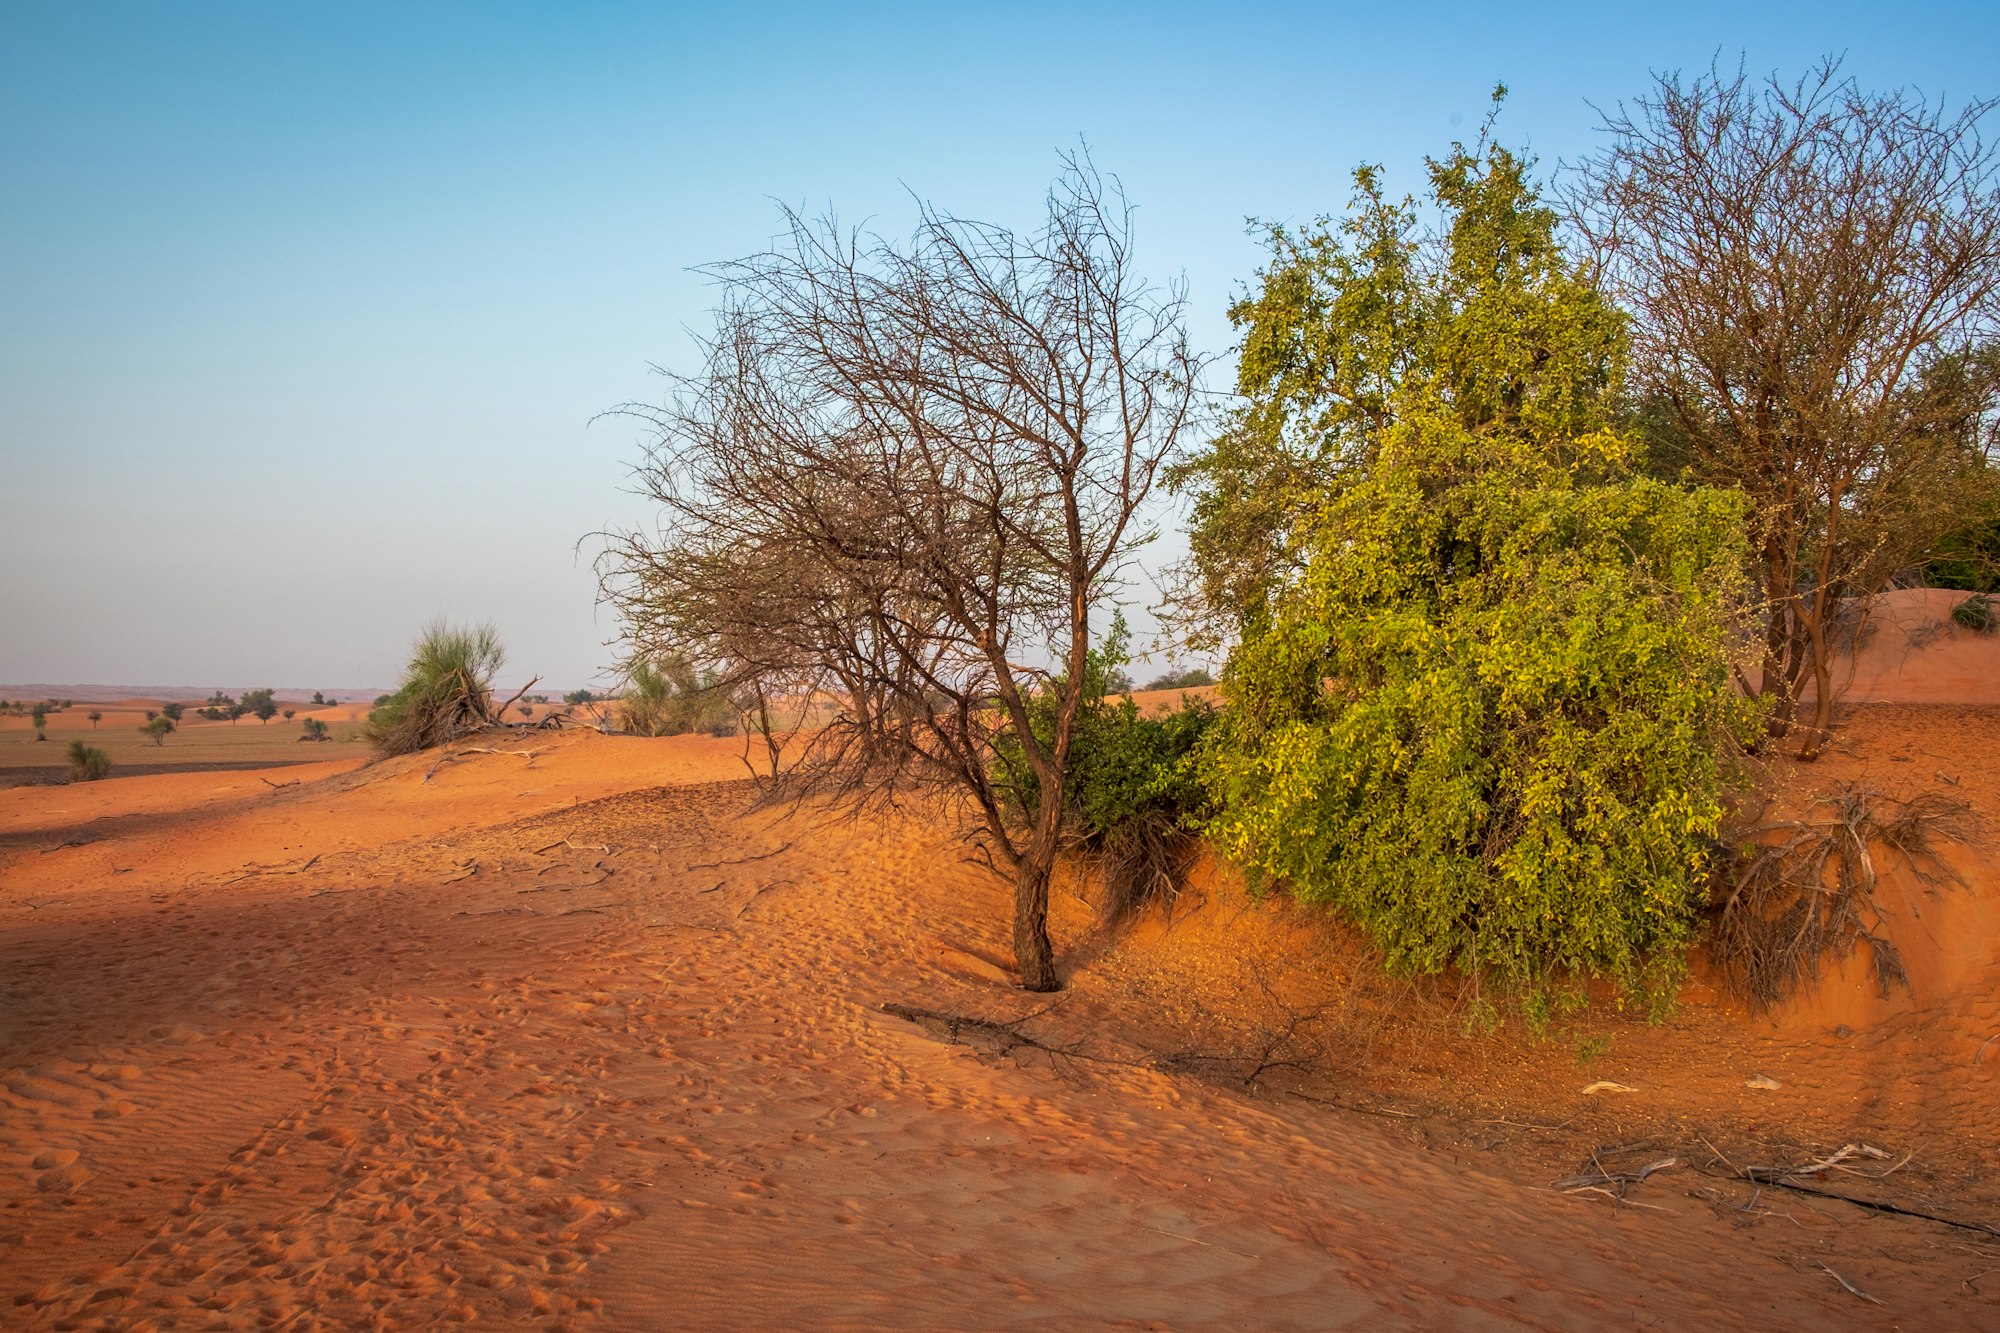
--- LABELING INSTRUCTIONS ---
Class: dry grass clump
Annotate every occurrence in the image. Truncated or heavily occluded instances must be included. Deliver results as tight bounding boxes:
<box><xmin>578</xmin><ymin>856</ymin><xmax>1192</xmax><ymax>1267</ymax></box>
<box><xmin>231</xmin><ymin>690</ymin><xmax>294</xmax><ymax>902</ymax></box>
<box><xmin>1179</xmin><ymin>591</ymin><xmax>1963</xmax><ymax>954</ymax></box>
<box><xmin>1712</xmin><ymin>785</ymin><xmax>1975</xmax><ymax>1007</ymax></box>
<box><xmin>365</xmin><ymin>621</ymin><xmax>506</xmax><ymax>756</ymax></box>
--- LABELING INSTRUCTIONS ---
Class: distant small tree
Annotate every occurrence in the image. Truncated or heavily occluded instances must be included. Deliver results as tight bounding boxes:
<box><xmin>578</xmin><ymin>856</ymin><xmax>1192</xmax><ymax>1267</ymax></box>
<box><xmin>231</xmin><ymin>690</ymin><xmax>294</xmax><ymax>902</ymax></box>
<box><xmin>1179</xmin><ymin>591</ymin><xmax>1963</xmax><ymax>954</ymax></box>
<box><xmin>145</xmin><ymin>709</ymin><xmax>158</xmax><ymax>722</ymax></box>
<box><xmin>66</xmin><ymin>740</ymin><xmax>111</xmax><ymax>782</ymax></box>
<box><xmin>282</xmin><ymin>708</ymin><xmax>295</xmax><ymax>723</ymax></box>
<box><xmin>88</xmin><ymin>710</ymin><xmax>103</xmax><ymax>728</ymax></box>
<box><xmin>1140</xmin><ymin>666</ymin><xmax>1214</xmax><ymax>692</ymax></box>
<box><xmin>30</xmin><ymin>705</ymin><xmax>47</xmax><ymax>740</ymax></box>
<box><xmin>311</xmin><ymin>691</ymin><xmax>327</xmax><ymax>705</ymax></box>
<box><xmin>227</xmin><ymin>703</ymin><xmax>249</xmax><ymax>724</ymax></box>
<box><xmin>207</xmin><ymin>691</ymin><xmax>234</xmax><ymax>707</ymax></box>
<box><xmin>516</xmin><ymin>702</ymin><xmax>532</xmax><ymax>718</ymax></box>
<box><xmin>563</xmin><ymin>689</ymin><xmax>597</xmax><ymax>705</ymax></box>
<box><xmin>161</xmin><ymin>701</ymin><xmax>184</xmax><ymax>722</ymax></box>
<box><xmin>140</xmin><ymin>716</ymin><xmax>175</xmax><ymax>746</ymax></box>
<box><xmin>243</xmin><ymin>688</ymin><xmax>278</xmax><ymax>723</ymax></box>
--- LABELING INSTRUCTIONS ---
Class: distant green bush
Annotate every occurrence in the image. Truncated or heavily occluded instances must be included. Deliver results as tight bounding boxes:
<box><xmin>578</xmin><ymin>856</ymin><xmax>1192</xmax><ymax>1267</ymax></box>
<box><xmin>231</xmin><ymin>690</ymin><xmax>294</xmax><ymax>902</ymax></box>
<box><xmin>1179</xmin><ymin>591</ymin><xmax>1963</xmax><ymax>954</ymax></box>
<box><xmin>1953</xmin><ymin>592</ymin><xmax>1995</xmax><ymax>633</ymax></box>
<box><xmin>299</xmin><ymin>718</ymin><xmax>331</xmax><ymax>742</ymax></box>
<box><xmin>65</xmin><ymin>740</ymin><xmax>111</xmax><ymax>782</ymax></box>
<box><xmin>621</xmin><ymin>655</ymin><xmax>737</xmax><ymax>737</ymax></box>
<box><xmin>1140</xmin><ymin>666</ymin><xmax>1214</xmax><ymax>692</ymax></box>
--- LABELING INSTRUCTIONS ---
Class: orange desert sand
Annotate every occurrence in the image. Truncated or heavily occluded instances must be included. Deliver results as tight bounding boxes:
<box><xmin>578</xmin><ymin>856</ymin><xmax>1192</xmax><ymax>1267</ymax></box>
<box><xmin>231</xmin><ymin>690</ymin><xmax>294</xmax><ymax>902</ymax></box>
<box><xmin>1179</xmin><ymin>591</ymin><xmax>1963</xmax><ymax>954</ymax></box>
<box><xmin>2</xmin><ymin>632</ymin><xmax>1998</xmax><ymax>1327</ymax></box>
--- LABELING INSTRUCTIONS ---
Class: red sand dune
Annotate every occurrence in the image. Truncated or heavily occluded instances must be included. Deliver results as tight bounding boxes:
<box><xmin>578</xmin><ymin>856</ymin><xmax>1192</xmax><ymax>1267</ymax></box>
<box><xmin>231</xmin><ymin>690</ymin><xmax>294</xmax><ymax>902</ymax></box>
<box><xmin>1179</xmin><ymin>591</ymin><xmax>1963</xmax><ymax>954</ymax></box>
<box><xmin>0</xmin><ymin>707</ymin><xmax>1995</xmax><ymax>1326</ymax></box>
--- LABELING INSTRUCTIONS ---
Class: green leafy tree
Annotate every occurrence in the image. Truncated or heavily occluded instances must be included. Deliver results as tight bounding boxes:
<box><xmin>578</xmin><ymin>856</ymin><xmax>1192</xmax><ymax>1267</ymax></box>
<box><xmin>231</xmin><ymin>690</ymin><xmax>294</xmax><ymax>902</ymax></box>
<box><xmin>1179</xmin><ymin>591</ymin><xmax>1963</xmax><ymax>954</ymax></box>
<box><xmin>365</xmin><ymin>621</ymin><xmax>506</xmax><ymax>755</ymax></box>
<box><xmin>88</xmin><ymin>710</ymin><xmax>102</xmax><ymax>728</ymax></box>
<box><xmin>242</xmin><ymin>689</ymin><xmax>278</xmax><ymax>724</ymax></box>
<box><xmin>140</xmin><ymin>716</ymin><xmax>175</xmax><ymax>746</ymax></box>
<box><xmin>66</xmin><ymin>740</ymin><xmax>111</xmax><ymax>781</ymax></box>
<box><xmin>29</xmin><ymin>705</ymin><xmax>47</xmax><ymax>741</ymax></box>
<box><xmin>1186</xmin><ymin>113</ymin><xmax>1759</xmax><ymax>1021</ymax></box>
<box><xmin>563</xmin><ymin>689</ymin><xmax>597</xmax><ymax>706</ymax></box>
<box><xmin>311</xmin><ymin>691</ymin><xmax>327</xmax><ymax>705</ymax></box>
<box><xmin>161</xmin><ymin>702</ymin><xmax>184</xmax><ymax>722</ymax></box>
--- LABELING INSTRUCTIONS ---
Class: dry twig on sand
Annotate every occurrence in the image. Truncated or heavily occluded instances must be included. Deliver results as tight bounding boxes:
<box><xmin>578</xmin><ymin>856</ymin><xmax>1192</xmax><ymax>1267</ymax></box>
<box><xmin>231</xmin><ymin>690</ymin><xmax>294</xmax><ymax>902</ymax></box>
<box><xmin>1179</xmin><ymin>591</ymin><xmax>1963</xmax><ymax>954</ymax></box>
<box><xmin>1814</xmin><ymin>1262</ymin><xmax>1885</xmax><ymax>1306</ymax></box>
<box><xmin>685</xmin><ymin>840</ymin><xmax>793</xmax><ymax>871</ymax></box>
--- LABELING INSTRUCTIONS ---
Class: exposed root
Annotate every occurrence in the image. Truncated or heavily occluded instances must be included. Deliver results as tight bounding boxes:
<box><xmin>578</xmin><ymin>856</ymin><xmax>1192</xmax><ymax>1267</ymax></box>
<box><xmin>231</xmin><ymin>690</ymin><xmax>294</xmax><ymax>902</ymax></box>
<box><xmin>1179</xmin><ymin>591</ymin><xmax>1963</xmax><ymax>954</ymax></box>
<box><xmin>1712</xmin><ymin>785</ymin><xmax>1975</xmax><ymax>1007</ymax></box>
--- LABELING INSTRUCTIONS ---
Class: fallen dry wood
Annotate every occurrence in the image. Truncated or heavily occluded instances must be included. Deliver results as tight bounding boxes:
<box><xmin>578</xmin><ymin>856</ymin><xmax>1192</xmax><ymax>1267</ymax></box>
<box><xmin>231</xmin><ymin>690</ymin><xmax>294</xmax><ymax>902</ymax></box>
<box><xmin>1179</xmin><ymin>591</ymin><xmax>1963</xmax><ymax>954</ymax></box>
<box><xmin>686</xmin><ymin>840</ymin><xmax>793</xmax><ymax>872</ymax></box>
<box><xmin>258</xmin><ymin>777</ymin><xmax>300</xmax><ymax>790</ymax></box>
<box><xmin>222</xmin><ymin>854</ymin><xmax>320</xmax><ymax>885</ymax></box>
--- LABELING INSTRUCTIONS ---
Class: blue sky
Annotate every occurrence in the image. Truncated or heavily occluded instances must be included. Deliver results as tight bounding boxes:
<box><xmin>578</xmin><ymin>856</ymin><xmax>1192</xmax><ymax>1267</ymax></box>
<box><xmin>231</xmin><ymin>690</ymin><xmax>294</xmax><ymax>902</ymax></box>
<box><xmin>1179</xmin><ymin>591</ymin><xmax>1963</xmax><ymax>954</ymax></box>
<box><xmin>3</xmin><ymin>1</ymin><xmax>1995</xmax><ymax>690</ymax></box>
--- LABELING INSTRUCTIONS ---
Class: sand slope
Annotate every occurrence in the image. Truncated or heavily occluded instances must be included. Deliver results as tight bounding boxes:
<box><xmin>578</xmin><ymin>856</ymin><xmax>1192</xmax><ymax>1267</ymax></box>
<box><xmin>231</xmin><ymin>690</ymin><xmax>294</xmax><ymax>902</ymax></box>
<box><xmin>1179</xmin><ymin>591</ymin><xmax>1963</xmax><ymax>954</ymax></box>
<box><xmin>1</xmin><ymin>727</ymin><xmax>1994</xmax><ymax>1328</ymax></box>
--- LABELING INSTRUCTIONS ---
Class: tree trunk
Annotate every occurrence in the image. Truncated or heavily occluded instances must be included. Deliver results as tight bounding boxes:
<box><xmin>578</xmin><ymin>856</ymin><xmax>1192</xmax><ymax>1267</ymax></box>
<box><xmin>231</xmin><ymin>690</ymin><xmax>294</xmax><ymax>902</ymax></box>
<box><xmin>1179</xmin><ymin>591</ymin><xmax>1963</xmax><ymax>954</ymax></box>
<box><xmin>1011</xmin><ymin>853</ymin><xmax>1059</xmax><ymax>992</ymax></box>
<box><xmin>1010</xmin><ymin>791</ymin><xmax>1065</xmax><ymax>992</ymax></box>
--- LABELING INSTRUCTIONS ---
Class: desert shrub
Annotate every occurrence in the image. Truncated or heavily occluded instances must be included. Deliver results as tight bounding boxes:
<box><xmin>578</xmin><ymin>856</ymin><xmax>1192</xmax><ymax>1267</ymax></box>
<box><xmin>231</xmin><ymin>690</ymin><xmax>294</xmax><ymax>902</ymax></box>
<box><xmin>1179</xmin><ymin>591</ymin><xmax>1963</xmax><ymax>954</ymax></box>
<box><xmin>140</xmin><ymin>716</ymin><xmax>175</xmax><ymax>746</ymax></box>
<box><xmin>299</xmin><ymin>717</ymin><xmax>331</xmax><ymax>742</ymax></box>
<box><xmin>994</xmin><ymin>616</ymin><xmax>1218</xmax><ymax>918</ymax></box>
<box><xmin>1952</xmin><ymin>592</ymin><xmax>1995</xmax><ymax>633</ymax></box>
<box><xmin>364</xmin><ymin>620</ymin><xmax>505</xmax><ymax>756</ymax></box>
<box><xmin>620</xmin><ymin>655</ymin><xmax>737</xmax><ymax>737</ymax></box>
<box><xmin>65</xmin><ymin>740</ymin><xmax>110</xmax><ymax>782</ymax></box>
<box><xmin>563</xmin><ymin>689</ymin><xmax>598</xmax><ymax>705</ymax></box>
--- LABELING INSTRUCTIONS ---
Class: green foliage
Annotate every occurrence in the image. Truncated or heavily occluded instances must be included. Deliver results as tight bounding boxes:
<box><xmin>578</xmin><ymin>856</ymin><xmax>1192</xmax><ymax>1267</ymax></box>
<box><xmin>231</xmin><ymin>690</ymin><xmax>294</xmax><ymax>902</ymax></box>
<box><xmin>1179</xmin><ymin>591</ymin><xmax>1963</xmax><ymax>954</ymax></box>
<box><xmin>621</xmin><ymin>655</ymin><xmax>737</xmax><ymax>737</ymax></box>
<box><xmin>1953</xmin><ymin>592</ymin><xmax>1995</xmax><ymax>633</ymax></box>
<box><xmin>563</xmin><ymin>689</ymin><xmax>599</xmax><ymax>705</ymax></box>
<box><xmin>994</xmin><ymin>614</ymin><xmax>1219</xmax><ymax>916</ymax></box>
<box><xmin>242</xmin><ymin>688</ymin><xmax>278</xmax><ymax>723</ymax></box>
<box><xmin>65</xmin><ymin>740</ymin><xmax>111</xmax><ymax>782</ymax></box>
<box><xmin>1931</xmin><ymin>514</ymin><xmax>2000</xmax><ymax>593</ymax></box>
<box><xmin>160</xmin><ymin>701</ymin><xmax>184</xmax><ymax>722</ymax></box>
<box><xmin>1190</xmin><ymin>115</ymin><xmax>1759</xmax><ymax>1022</ymax></box>
<box><xmin>299</xmin><ymin>717</ymin><xmax>331</xmax><ymax>742</ymax></box>
<box><xmin>140</xmin><ymin>716</ymin><xmax>175</xmax><ymax>746</ymax></box>
<box><xmin>364</xmin><ymin>620</ymin><xmax>506</xmax><ymax>755</ymax></box>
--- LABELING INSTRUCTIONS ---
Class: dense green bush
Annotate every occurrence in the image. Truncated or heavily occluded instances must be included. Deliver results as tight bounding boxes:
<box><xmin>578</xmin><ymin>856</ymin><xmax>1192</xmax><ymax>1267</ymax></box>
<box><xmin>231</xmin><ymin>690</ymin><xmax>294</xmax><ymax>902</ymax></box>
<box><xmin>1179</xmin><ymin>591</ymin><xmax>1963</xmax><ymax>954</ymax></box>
<box><xmin>1953</xmin><ymin>591</ymin><xmax>1995</xmax><ymax>633</ymax></box>
<box><xmin>1182</xmin><ymin>123</ymin><xmax>1760</xmax><ymax>1023</ymax></box>
<box><xmin>66</xmin><ymin>740</ymin><xmax>110</xmax><ymax>781</ymax></box>
<box><xmin>995</xmin><ymin>617</ymin><xmax>1218</xmax><ymax>917</ymax></box>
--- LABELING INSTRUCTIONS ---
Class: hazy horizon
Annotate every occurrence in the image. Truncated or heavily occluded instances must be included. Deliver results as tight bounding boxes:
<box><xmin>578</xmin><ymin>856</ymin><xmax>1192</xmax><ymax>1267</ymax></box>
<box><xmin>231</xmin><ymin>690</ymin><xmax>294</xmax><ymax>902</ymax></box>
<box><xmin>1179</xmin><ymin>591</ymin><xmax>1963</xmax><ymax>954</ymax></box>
<box><xmin>6</xmin><ymin>1</ymin><xmax>1995</xmax><ymax>690</ymax></box>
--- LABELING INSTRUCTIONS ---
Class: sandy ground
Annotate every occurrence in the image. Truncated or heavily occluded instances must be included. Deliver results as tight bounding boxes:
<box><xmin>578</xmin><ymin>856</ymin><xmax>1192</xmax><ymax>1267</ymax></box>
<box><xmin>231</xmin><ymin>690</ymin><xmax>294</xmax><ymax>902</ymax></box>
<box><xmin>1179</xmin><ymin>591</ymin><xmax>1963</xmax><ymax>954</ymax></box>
<box><xmin>1</xmin><ymin>718</ymin><xmax>1996</xmax><ymax>1329</ymax></box>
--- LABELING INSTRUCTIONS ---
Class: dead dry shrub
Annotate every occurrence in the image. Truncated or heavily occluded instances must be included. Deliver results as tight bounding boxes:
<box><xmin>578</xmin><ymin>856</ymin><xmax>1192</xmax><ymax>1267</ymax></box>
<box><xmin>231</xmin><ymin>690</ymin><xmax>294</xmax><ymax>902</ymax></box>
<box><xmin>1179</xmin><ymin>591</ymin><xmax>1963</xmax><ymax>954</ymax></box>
<box><xmin>1712</xmin><ymin>786</ymin><xmax>1975</xmax><ymax>1007</ymax></box>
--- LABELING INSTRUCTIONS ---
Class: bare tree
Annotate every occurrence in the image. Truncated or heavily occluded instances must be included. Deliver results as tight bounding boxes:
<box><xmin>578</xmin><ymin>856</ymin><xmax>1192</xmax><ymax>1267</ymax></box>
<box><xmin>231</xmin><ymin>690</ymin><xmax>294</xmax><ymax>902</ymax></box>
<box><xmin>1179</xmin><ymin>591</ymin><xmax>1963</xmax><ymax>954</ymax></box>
<box><xmin>1571</xmin><ymin>60</ymin><xmax>2000</xmax><ymax>757</ymax></box>
<box><xmin>600</xmin><ymin>155</ymin><xmax>1202</xmax><ymax>989</ymax></box>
